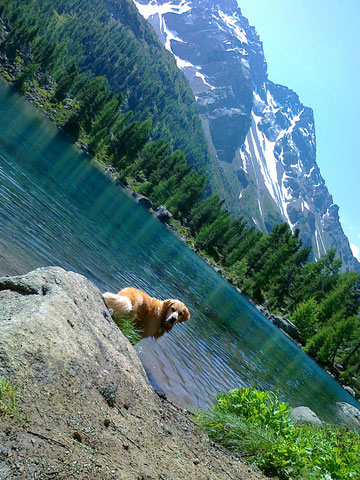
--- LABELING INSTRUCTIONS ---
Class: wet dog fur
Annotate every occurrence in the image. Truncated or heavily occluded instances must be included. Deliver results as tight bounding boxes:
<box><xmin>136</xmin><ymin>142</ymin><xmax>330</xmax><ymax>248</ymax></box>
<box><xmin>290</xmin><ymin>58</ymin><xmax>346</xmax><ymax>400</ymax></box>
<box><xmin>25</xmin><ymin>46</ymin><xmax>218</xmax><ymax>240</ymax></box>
<box><xmin>103</xmin><ymin>287</ymin><xmax>190</xmax><ymax>339</ymax></box>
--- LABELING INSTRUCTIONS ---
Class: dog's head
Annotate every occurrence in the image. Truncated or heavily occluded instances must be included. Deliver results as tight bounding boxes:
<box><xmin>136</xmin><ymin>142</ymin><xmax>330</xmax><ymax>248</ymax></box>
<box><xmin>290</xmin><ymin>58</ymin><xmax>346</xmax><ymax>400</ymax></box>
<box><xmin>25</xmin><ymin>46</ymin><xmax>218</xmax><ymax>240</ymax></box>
<box><xmin>161</xmin><ymin>299</ymin><xmax>190</xmax><ymax>332</ymax></box>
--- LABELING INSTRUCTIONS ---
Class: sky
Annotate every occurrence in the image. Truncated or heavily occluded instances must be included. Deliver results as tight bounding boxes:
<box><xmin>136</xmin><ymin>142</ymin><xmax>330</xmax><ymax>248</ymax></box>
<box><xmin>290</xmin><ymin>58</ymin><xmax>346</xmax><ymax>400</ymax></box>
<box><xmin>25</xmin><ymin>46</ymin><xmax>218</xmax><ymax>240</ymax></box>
<box><xmin>238</xmin><ymin>0</ymin><xmax>360</xmax><ymax>261</ymax></box>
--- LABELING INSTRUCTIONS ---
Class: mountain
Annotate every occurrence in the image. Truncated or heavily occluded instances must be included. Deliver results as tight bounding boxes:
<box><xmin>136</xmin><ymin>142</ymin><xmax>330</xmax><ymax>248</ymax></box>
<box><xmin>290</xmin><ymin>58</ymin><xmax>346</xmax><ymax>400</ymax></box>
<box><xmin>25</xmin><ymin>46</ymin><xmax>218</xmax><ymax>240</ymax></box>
<box><xmin>132</xmin><ymin>0</ymin><xmax>360</xmax><ymax>272</ymax></box>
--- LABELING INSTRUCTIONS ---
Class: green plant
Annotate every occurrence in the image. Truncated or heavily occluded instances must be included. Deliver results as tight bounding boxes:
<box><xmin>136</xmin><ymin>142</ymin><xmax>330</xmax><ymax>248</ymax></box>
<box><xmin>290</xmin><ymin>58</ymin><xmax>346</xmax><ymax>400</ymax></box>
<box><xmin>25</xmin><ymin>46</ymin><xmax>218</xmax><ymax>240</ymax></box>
<box><xmin>0</xmin><ymin>378</ymin><xmax>20</xmax><ymax>419</ymax></box>
<box><xmin>196</xmin><ymin>387</ymin><xmax>360</xmax><ymax>480</ymax></box>
<box><xmin>227</xmin><ymin>258</ymin><xmax>248</xmax><ymax>287</ymax></box>
<box><xmin>113</xmin><ymin>314</ymin><xmax>142</xmax><ymax>345</ymax></box>
<box><xmin>290</xmin><ymin>298</ymin><xmax>318</xmax><ymax>341</ymax></box>
<box><xmin>99</xmin><ymin>385</ymin><xmax>117</xmax><ymax>408</ymax></box>
<box><xmin>215</xmin><ymin>387</ymin><xmax>291</xmax><ymax>432</ymax></box>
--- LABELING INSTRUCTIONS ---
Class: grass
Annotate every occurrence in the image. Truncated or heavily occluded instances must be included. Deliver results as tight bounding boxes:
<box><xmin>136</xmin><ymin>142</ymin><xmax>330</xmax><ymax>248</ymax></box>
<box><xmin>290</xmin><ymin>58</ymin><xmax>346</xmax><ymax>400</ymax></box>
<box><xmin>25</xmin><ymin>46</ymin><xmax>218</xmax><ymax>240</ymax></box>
<box><xmin>0</xmin><ymin>377</ymin><xmax>20</xmax><ymax>420</ymax></box>
<box><xmin>195</xmin><ymin>387</ymin><xmax>360</xmax><ymax>480</ymax></box>
<box><xmin>112</xmin><ymin>313</ymin><xmax>142</xmax><ymax>345</ymax></box>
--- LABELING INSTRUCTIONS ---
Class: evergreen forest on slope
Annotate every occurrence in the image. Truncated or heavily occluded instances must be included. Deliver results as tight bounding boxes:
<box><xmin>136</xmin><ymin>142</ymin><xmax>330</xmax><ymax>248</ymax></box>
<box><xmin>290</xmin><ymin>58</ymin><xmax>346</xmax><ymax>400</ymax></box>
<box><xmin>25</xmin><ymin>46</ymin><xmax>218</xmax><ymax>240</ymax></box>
<box><xmin>0</xmin><ymin>0</ymin><xmax>359</xmax><ymax>396</ymax></box>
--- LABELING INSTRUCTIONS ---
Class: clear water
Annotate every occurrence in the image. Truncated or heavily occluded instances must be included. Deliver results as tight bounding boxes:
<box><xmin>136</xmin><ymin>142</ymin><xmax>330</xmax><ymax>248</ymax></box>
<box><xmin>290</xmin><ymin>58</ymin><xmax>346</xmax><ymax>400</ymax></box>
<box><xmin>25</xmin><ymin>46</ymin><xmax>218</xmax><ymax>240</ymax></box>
<box><xmin>0</xmin><ymin>78</ymin><xmax>358</xmax><ymax>421</ymax></box>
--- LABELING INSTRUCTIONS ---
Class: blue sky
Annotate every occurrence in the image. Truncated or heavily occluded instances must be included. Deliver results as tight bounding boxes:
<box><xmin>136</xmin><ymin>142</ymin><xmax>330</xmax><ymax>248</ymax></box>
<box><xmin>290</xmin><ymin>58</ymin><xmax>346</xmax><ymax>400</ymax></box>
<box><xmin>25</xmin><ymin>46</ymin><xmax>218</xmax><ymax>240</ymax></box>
<box><xmin>238</xmin><ymin>0</ymin><xmax>360</xmax><ymax>262</ymax></box>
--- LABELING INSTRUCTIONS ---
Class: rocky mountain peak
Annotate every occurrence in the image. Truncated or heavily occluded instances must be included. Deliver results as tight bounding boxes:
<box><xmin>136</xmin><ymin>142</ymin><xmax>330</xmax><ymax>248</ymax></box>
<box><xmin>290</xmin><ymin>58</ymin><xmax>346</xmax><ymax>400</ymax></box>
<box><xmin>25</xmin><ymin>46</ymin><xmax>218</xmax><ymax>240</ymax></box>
<box><xmin>132</xmin><ymin>0</ymin><xmax>360</xmax><ymax>272</ymax></box>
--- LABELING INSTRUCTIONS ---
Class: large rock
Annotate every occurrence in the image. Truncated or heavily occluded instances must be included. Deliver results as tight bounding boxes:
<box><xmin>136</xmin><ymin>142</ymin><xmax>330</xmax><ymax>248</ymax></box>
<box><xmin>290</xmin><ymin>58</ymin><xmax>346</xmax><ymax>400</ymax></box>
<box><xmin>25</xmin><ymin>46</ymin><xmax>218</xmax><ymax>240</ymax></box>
<box><xmin>0</xmin><ymin>267</ymin><xmax>266</xmax><ymax>480</ymax></box>
<box><xmin>154</xmin><ymin>205</ymin><xmax>173</xmax><ymax>223</ymax></box>
<box><xmin>256</xmin><ymin>305</ymin><xmax>300</xmax><ymax>341</ymax></box>
<box><xmin>131</xmin><ymin>192</ymin><xmax>153</xmax><ymax>210</ymax></box>
<box><xmin>336</xmin><ymin>402</ymin><xmax>360</xmax><ymax>430</ymax></box>
<box><xmin>271</xmin><ymin>316</ymin><xmax>300</xmax><ymax>341</ymax></box>
<box><xmin>290</xmin><ymin>406</ymin><xmax>322</xmax><ymax>425</ymax></box>
<box><xmin>343</xmin><ymin>385</ymin><xmax>356</xmax><ymax>398</ymax></box>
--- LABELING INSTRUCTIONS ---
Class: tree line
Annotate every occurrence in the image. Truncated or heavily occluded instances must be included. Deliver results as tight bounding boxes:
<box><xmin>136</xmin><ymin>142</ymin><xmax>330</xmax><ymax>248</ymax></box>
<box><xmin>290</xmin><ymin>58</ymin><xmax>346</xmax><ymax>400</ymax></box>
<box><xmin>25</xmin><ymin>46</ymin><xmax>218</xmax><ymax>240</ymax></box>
<box><xmin>0</xmin><ymin>0</ymin><xmax>209</xmax><ymax>169</ymax></box>
<box><xmin>0</xmin><ymin>0</ymin><xmax>359</xmax><ymax>394</ymax></box>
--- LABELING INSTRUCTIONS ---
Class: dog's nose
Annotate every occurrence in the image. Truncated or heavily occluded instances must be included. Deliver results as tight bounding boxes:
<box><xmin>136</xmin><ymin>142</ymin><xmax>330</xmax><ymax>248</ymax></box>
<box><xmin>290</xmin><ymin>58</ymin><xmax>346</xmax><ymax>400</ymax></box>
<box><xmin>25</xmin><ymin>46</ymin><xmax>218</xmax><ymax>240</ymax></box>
<box><xmin>168</xmin><ymin>316</ymin><xmax>176</xmax><ymax>325</ymax></box>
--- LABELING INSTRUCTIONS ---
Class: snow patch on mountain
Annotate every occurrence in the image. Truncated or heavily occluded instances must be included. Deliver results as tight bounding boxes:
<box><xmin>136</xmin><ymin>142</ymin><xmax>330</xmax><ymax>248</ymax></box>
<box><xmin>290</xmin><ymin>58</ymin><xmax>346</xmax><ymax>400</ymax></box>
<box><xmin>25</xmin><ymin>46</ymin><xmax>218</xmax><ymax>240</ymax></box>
<box><xmin>304</xmin><ymin>166</ymin><xmax>315</xmax><ymax>178</ymax></box>
<box><xmin>248</xmin><ymin>112</ymin><xmax>297</xmax><ymax>230</ymax></box>
<box><xmin>133</xmin><ymin>0</ymin><xmax>216</xmax><ymax>90</ymax></box>
<box><xmin>132</xmin><ymin>0</ymin><xmax>188</xmax><ymax>53</ymax></box>
<box><xmin>217</xmin><ymin>10</ymin><xmax>248</xmax><ymax>44</ymax></box>
<box><xmin>350</xmin><ymin>244</ymin><xmax>360</xmax><ymax>262</ymax></box>
<box><xmin>277</xmin><ymin>110</ymin><xmax>304</xmax><ymax>142</ymax></box>
<box><xmin>195</xmin><ymin>69</ymin><xmax>216</xmax><ymax>90</ymax></box>
<box><xmin>133</xmin><ymin>0</ymin><xmax>191</xmax><ymax>20</ymax></box>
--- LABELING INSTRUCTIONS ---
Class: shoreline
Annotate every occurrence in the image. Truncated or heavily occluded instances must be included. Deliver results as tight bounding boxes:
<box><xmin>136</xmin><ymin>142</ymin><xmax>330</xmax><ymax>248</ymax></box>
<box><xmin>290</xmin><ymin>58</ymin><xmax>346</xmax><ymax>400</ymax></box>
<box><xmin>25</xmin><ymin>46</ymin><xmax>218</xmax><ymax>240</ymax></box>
<box><xmin>0</xmin><ymin>65</ymin><xmax>358</xmax><ymax>401</ymax></box>
<box><xmin>86</xmin><ymin>157</ymin><xmax>360</xmax><ymax>401</ymax></box>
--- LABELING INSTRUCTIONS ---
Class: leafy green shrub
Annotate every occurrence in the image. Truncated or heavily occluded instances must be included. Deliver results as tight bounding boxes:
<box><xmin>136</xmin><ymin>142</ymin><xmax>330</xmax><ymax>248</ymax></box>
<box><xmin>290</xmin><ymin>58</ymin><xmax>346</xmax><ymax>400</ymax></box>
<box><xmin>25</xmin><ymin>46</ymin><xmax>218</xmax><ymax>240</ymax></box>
<box><xmin>196</xmin><ymin>387</ymin><xmax>360</xmax><ymax>480</ymax></box>
<box><xmin>227</xmin><ymin>259</ymin><xmax>248</xmax><ymax>287</ymax></box>
<box><xmin>215</xmin><ymin>387</ymin><xmax>291</xmax><ymax>432</ymax></box>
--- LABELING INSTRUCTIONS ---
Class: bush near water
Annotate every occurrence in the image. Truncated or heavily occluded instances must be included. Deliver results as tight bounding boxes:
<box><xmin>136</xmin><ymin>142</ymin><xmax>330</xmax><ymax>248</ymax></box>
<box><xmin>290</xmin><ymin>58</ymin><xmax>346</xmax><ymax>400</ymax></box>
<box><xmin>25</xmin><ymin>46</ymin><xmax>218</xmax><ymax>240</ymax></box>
<box><xmin>0</xmin><ymin>0</ymin><xmax>359</xmax><ymax>395</ymax></box>
<box><xmin>196</xmin><ymin>387</ymin><xmax>360</xmax><ymax>480</ymax></box>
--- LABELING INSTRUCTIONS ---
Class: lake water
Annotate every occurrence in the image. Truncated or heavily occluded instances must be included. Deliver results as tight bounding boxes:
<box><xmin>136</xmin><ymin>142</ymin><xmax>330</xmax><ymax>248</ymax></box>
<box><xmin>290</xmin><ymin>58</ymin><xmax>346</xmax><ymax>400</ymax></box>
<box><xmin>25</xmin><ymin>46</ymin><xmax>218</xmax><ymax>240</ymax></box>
<box><xmin>0</xmin><ymin>77</ymin><xmax>358</xmax><ymax>421</ymax></box>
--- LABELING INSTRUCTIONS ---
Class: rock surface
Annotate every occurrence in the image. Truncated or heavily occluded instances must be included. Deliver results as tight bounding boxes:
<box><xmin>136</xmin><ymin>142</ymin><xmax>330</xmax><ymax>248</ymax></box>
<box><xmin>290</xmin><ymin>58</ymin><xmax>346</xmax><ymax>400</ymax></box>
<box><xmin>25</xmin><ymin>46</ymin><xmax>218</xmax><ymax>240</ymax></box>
<box><xmin>256</xmin><ymin>304</ymin><xmax>300</xmax><ymax>341</ymax></box>
<box><xmin>343</xmin><ymin>385</ymin><xmax>356</xmax><ymax>398</ymax></box>
<box><xmin>336</xmin><ymin>402</ymin><xmax>360</xmax><ymax>431</ymax></box>
<box><xmin>132</xmin><ymin>192</ymin><xmax>153</xmax><ymax>210</ymax></box>
<box><xmin>0</xmin><ymin>266</ymin><xmax>267</xmax><ymax>479</ymax></box>
<box><xmin>154</xmin><ymin>205</ymin><xmax>173</xmax><ymax>223</ymax></box>
<box><xmin>290</xmin><ymin>406</ymin><xmax>322</xmax><ymax>426</ymax></box>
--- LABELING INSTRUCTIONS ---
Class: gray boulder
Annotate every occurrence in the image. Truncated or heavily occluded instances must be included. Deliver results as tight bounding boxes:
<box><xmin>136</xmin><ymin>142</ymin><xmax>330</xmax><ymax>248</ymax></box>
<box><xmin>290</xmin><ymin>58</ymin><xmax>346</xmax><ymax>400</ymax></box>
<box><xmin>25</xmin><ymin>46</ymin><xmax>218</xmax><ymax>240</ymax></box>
<box><xmin>290</xmin><ymin>406</ymin><xmax>322</xmax><ymax>425</ymax></box>
<box><xmin>132</xmin><ymin>193</ymin><xmax>153</xmax><ymax>209</ymax></box>
<box><xmin>0</xmin><ymin>267</ymin><xmax>260</xmax><ymax>480</ymax></box>
<box><xmin>336</xmin><ymin>402</ymin><xmax>360</xmax><ymax>430</ymax></box>
<box><xmin>271</xmin><ymin>315</ymin><xmax>300</xmax><ymax>340</ymax></box>
<box><xmin>256</xmin><ymin>304</ymin><xmax>301</xmax><ymax>341</ymax></box>
<box><xmin>256</xmin><ymin>304</ymin><xmax>268</xmax><ymax>315</ymax></box>
<box><xmin>343</xmin><ymin>385</ymin><xmax>356</xmax><ymax>397</ymax></box>
<box><xmin>154</xmin><ymin>205</ymin><xmax>173</xmax><ymax>222</ymax></box>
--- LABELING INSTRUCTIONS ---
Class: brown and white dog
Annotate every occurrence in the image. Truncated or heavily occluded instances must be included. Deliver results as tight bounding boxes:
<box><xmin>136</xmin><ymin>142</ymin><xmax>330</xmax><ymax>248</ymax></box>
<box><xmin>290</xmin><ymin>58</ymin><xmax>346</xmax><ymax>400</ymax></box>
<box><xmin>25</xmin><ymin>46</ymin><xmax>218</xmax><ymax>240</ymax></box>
<box><xmin>103</xmin><ymin>287</ymin><xmax>190</xmax><ymax>339</ymax></box>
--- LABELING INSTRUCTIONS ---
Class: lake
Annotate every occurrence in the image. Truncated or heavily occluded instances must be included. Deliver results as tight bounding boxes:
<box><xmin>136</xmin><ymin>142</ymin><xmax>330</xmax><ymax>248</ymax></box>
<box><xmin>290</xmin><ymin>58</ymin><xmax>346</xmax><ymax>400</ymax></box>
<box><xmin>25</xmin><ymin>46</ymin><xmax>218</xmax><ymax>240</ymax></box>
<box><xmin>0</xmin><ymin>77</ymin><xmax>358</xmax><ymax>421</ymax></box>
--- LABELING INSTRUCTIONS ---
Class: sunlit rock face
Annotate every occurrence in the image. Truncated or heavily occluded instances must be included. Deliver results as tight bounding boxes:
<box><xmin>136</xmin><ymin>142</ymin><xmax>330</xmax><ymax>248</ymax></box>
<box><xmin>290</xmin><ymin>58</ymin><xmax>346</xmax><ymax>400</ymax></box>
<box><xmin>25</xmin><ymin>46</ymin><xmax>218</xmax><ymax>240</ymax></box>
<box><xmin>132</xmin><ymin>0</ymin><xmax>359</xmax><ymax>272</ymax></box>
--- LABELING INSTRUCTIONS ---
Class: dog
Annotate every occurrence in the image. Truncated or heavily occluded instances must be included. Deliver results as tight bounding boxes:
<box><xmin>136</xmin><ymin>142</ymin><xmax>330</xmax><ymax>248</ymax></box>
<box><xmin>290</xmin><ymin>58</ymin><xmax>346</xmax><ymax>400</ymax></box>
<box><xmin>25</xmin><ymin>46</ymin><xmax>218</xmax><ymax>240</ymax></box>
<box><xmin>103</xmin><ymin>287</ymin><xmax>190</xmax><ymax>339</ymax></box>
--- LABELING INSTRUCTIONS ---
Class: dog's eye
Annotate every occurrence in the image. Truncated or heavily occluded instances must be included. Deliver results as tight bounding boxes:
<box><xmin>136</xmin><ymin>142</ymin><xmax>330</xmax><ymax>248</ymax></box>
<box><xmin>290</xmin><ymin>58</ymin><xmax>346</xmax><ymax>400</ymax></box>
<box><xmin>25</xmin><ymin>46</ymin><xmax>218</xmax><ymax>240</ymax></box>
<box><xmin>171</xmin><ymin>307</ymin><xmax>176</xmax><ymax>312</ymax></box>
<box><xmin>179</xmin><ymin>311</ymin><xmax>183</xmax><ymax>316</ymax></box>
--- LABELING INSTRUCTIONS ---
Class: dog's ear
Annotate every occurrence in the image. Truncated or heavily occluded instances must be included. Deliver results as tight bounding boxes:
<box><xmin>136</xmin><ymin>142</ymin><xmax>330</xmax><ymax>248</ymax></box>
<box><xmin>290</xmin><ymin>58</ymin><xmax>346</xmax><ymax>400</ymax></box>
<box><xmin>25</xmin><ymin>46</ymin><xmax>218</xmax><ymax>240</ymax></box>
<box><xmin>161</xmin><ymin>299</ymin><xmax>173</xmax><ymax>317</ymax></box>
<box><xmin>162</xmin><ymin>299</ymin><xmax>174</xmax><ymax>309</ymax></box>
<box><xmin>182</xmin><ymin>308</ymin><xmax>191</xmax><ymax>323</ymax></box>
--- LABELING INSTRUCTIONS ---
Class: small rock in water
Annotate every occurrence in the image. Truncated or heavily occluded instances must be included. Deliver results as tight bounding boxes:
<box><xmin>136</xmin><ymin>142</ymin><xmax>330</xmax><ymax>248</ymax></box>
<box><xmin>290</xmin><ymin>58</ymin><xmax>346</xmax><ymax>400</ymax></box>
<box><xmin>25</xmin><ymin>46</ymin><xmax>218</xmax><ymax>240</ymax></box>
<box><xmin>343</xmin><ymin>385</ymin><xmax>356</xmax><ymax>397</ymax></box>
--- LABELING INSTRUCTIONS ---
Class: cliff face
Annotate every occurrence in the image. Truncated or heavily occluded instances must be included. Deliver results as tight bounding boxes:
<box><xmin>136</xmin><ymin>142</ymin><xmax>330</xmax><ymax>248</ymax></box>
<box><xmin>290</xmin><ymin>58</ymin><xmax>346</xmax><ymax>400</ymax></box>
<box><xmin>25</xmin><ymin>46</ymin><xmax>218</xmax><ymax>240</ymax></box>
<box><xmin>132</xmin><ymin>0</ymin><xmax>359</xmax><ymax>272</ymax></box>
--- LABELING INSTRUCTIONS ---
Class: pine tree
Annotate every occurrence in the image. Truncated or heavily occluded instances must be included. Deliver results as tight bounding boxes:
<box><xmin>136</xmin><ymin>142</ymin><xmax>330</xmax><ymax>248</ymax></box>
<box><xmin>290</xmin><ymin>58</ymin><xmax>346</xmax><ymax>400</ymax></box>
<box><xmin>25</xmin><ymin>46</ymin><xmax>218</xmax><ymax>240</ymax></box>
<box><xmin>317</xmin><ymin>272</ymin><xmax>359</xmax><ymax>324</ymax></box>
<box><xmin>290</xmin><ymin>298</ymin><xmax>318</xmax><ymax>341</ymax></box>
<box><xmin>189</xmin><ymin>195</ymin><xmax>225</xmax><ymax>234</ymax></box>
<box><xmin>54</xmin><ymin>62</ymin><xmax>79</xmax><ymax>102</ymax></box>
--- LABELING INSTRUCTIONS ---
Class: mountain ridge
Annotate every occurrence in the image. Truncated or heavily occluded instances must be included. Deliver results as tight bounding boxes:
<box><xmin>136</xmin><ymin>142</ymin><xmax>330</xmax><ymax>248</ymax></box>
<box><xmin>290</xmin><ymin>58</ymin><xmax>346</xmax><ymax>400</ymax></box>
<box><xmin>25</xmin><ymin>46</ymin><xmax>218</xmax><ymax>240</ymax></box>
<box><xmin>132</xmin><ymin>0</ymin><xmax>359</xmax><ymax>272</ymax></box>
